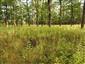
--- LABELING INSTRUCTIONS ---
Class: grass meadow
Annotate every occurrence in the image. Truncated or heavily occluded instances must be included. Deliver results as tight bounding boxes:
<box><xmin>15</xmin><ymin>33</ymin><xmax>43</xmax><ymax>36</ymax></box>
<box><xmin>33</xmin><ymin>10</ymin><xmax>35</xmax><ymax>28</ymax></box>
<box><xmin>0</xmin><ymin>25</ymin><xmax>85</xmax><ymax>64</ymax></box>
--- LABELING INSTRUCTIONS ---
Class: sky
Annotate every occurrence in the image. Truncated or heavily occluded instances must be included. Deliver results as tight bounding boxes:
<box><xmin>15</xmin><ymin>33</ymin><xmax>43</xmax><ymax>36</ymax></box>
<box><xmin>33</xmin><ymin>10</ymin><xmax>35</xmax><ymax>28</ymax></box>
<box><xmin>21</xmin><ymin>0</ymin><xmax>31</xmax><ymax>3</ymax></box>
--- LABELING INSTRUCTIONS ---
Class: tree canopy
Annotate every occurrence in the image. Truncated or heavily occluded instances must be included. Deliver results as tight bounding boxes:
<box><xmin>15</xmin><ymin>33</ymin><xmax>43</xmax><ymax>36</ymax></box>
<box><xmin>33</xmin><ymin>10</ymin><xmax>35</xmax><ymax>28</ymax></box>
<box><xmin>0</xmin><ymin>0</ymin><xmax>83</xmax><ymax>26</ymax></box>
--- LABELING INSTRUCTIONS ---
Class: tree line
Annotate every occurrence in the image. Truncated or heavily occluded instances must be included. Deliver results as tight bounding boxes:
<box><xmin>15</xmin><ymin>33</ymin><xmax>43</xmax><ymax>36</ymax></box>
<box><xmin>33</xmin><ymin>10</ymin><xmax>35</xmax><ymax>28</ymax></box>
<box><xmin>0</xmin><ymin>0</ymin><xmax>85</xmax><ymax>28</ymax></box>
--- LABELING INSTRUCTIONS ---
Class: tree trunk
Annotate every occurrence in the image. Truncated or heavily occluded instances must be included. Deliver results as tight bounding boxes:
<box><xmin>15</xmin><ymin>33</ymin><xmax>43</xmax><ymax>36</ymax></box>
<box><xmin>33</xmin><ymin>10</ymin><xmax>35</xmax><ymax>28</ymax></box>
<box><xmin>4</xmin><ymin>3</ymin><xmax>8</xmax><ymax>27</ymax></box>
<box><xmin>59</xmin><ymin>0</ymin><xmax>62</xmax><ymax>26</ymax></box>
<box><xmin>26</xmin><ymin>0</ymin><xmax>30</xmax><ymax>26</ymax></box>
<box><xmin>81</xmin><ymin>0</ymin><xmax>85</xmax><ymax>28</ymax></box>
<box><xmin>36</xmin><ymin>8</ymin><xmax>39</xmax><ymax>26</ymax></box>
<box><xmin>13</xmin><ymin>5</ymin><xmax>16</xmax><ymax>26</ymax></box>
<box><xmin>71</xmin><ymin>0</ymin><xmax>74</xmax><ymax>26</ymax></box>
<box><xmin>36</xmin><ymin>0</ymin><xmax>39</xmax><ymax>26</ymax></box>
<box><xmin>48</xmin><ymin>0</ymin><xmax>51</xmax><ymax>27</ymax></box>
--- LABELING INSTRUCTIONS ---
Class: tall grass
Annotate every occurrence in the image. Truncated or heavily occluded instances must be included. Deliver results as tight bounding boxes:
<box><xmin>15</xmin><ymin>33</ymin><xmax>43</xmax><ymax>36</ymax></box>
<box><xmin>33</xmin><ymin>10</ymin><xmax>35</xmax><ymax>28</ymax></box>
<box><xmin>0</xmin><ymin>25</ymin><xmax>85</xmax><ymax>64</ymax></box>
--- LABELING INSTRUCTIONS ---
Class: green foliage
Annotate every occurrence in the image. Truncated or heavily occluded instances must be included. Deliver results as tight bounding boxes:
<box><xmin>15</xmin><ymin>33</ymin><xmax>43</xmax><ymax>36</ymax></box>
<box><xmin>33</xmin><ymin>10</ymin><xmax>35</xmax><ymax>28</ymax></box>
<box><xmin>0</xmin><ymin>25</ymin><xmax>85</xmax><ymax>64</ymax></box>
<box><xmin>0</xmin><ymin>0</ymin><xmax>82</xmax><ymax>25</ymax></box>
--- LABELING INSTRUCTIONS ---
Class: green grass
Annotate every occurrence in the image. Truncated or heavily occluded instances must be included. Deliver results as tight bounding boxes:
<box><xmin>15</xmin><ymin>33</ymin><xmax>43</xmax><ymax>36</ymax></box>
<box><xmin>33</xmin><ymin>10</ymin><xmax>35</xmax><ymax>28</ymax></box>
<box><xmin>0</xmin><ymin>25</ymin><xmax>85</xmax><ymax>64</ymax></box>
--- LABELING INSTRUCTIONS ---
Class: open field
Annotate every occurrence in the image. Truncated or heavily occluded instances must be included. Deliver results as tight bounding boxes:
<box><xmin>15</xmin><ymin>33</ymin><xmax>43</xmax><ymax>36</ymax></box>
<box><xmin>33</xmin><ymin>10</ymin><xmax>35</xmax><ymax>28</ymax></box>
<box><xmin>0</xmin><ymin>25</ymin><xmax>85</xmax><ymax>64</ymax></box>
